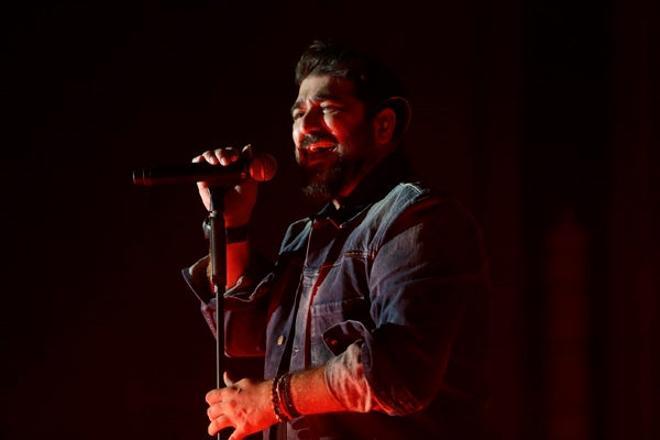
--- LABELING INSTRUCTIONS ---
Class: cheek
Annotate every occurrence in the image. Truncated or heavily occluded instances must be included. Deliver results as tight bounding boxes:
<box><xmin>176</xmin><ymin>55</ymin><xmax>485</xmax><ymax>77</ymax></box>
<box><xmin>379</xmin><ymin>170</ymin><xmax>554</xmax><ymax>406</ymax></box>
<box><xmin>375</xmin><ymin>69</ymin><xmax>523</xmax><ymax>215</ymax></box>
<box><xmin>324</xmin><ymin>118</ymin><xmax>349</xmax><ymax>140</ymax></box>
<box><xmin>292</xmin><ymin>126</ymin><xmax>301</xmax><ymax>162</ymax></box>
<box><xmin>329</xmin><ymin>118</ymin><xmax>365</xmax><ymax>145</ymax></box>
<box><xmin>292</xmin><ymin>123</ymin><xmax>301</xmax><ymax>143</ymax></box>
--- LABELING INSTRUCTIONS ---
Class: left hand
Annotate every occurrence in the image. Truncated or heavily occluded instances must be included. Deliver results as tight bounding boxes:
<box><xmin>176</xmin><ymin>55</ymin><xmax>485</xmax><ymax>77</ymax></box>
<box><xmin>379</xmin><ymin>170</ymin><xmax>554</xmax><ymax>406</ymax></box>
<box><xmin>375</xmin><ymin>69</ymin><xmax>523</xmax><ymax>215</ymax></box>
<box><xmin>206</xmin><ymin>374</ymin><xmax>277</xmax><ymax>439</ymax></box>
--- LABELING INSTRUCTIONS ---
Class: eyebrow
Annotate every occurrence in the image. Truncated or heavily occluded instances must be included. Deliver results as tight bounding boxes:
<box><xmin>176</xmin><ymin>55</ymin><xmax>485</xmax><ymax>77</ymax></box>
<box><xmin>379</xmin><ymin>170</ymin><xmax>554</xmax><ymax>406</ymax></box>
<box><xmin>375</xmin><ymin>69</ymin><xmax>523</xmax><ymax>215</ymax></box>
<box><xmin>290</xmin><ymin>93</ymin><xmax>343</xmax><ymax>114</ymax></box>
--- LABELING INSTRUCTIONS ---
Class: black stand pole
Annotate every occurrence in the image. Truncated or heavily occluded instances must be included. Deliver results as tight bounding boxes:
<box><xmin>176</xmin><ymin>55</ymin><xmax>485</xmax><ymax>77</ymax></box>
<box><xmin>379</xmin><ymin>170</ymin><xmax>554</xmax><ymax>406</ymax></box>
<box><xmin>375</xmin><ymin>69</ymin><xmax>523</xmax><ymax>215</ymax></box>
<box><xmin>208</xmin><ymin>188</ymin><xmax>226</xmax><ymax>440</ymax></box>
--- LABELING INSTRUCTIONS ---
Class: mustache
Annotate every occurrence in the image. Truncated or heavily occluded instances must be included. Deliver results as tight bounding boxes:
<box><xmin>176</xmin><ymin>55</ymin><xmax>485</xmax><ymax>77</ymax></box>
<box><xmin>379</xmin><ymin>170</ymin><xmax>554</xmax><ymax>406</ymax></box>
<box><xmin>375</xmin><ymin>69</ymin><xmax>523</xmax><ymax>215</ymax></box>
<box><xmin>300</xmin><ymin>134</ymin><xmax>337</xmax><ymax>150</ymax></box>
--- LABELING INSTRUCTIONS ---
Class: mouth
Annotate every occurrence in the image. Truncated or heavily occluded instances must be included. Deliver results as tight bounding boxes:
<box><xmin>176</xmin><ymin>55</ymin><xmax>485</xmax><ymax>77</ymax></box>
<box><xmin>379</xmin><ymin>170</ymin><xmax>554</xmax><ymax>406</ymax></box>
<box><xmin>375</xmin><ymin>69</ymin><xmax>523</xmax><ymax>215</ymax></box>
<box><xmin>297</xmin><ymin>142</ymin><xmax>338</xmax><ymax>168</ymax></box>
<box><xmin>306</xmin><ymin>142</ymin><xmax>337</xmax><ymax>153</ymax></box>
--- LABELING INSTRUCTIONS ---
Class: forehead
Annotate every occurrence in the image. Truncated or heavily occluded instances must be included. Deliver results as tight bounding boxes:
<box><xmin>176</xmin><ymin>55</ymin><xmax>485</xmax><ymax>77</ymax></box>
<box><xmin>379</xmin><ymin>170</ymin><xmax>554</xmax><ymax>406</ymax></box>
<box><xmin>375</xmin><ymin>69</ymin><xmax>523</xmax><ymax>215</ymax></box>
<box><xmin>295</xmin><ymin>75</ymin><xmax>357</xmax><ymax>103</ymax></box>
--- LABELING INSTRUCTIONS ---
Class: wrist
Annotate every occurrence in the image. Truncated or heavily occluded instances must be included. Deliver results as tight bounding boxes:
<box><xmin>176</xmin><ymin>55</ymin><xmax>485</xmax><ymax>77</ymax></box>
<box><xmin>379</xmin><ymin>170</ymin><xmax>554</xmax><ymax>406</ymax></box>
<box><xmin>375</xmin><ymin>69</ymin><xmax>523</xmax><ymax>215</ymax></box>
<box><xmin>202</xmin><ymin>219</ymin><xmax>250</xmax><ymax>243</ymax></box>
<box><xmin>270</xmin><ymin>376</ymin><xmax>287</xmax><ymax>423</ymax></box>
<box><xmin>223</xmin><ymin>212</ymin><xmax>252</xmax><ymax>229</ymax></box>
<box><xmin>225</xmin><ymin>224</ymin><xmax>249</xmax><ymax>244</ymax></box>
<box><xmin>271</xmin><ymin>373</ymin><xmax>301</xmax><ymax>423</ymax></box>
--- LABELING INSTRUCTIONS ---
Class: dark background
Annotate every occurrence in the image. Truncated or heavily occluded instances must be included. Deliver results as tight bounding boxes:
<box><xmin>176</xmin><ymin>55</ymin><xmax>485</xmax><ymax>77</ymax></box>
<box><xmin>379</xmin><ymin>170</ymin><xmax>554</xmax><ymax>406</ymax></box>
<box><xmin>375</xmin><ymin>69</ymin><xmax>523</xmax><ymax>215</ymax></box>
<box><xmin>2</xmin><ymin>0</ymin><xmax>658</xmax><ymax>439</ymax></box>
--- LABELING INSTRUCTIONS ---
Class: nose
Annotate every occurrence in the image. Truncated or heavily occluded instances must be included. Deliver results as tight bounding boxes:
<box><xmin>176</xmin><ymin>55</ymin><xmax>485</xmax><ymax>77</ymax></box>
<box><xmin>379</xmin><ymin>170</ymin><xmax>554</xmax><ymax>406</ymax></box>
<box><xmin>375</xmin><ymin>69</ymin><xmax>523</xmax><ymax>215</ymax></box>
<box><xmin>297</xmin><ymin>107</ymin><xmax>324</xmax><ymax>135</ymax></box>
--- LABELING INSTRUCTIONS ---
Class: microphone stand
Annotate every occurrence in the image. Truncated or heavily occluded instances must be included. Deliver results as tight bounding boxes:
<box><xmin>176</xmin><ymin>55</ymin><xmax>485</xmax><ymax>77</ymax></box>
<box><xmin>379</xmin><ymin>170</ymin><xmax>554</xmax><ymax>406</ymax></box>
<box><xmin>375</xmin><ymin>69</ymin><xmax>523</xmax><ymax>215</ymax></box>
<box><xmin>208</xmin><ymin>188</ymin><xmax>226</xmax><ymax>440</ymax></box>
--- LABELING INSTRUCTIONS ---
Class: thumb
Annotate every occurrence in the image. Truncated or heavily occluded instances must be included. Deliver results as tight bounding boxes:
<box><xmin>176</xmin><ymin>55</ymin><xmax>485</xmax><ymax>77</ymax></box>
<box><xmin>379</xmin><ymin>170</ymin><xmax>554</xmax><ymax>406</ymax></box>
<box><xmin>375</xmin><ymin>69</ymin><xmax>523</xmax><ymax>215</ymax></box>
<box><xmin>241</xmin><ymin>143</ymin><xmax>253</xmax><ymax>159</ymax></box>
<box><xmin>223</xmin><ymin>371</ymin><xmax>234</xmax><ymax>387</ymax></box>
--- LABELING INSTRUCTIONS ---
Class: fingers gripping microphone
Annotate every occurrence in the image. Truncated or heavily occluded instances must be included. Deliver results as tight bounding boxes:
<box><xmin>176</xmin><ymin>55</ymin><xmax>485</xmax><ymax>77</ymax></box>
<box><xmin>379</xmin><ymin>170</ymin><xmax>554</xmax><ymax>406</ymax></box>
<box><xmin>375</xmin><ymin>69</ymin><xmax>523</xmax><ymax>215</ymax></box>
<box><xmin>132</xmin><ymin>153</ymin><xmax>277</xmax><ymax>186</ymax></box>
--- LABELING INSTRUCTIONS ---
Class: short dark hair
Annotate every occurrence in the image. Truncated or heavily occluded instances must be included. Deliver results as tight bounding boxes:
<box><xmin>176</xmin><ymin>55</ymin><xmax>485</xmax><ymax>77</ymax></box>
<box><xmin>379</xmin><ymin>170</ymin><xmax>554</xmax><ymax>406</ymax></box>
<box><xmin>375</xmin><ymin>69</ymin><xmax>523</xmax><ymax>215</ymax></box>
<box><xmin>295</xmin><ymin>40</ymin><xmax>410</xmax><ymax>138</ymax></box>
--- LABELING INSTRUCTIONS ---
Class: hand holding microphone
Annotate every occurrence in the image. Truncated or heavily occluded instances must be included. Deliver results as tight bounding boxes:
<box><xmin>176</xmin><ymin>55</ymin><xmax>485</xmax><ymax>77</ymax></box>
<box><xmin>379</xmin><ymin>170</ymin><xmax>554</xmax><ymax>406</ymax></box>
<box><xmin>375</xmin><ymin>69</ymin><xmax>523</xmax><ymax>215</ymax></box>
<box><xmin>193</xmin><ymin>145</ymin><xmax>265</xmax><ymax>227</ymax></box>
<box><xmin>133</xmin><ymin>144</ymin><xmax>277</xmax><ymax>227</ymax></box>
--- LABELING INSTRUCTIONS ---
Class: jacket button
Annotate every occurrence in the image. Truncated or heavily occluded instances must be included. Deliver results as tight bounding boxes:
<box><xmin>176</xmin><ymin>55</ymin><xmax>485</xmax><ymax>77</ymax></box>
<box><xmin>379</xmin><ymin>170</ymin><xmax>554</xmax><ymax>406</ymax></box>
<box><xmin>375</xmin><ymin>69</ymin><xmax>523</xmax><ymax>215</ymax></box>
<box><xmin>276</xmin><ymin>335</ymin><xmax>285</xmax><ymax>346</ymax></box>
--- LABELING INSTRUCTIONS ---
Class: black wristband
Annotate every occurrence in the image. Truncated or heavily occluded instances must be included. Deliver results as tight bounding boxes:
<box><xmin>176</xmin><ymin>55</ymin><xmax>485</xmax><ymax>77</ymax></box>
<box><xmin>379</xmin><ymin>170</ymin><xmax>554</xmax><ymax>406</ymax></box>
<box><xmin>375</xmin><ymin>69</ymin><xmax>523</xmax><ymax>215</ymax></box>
<box><xmin>202</xmin><ymin>218</ymin><xmax>249</xmax><ymax>243</ymax></box>
<box><xmin>280</xmin><ymin>373</ymin><xmax>301</xmax><ymax>419</ymax></box>
<box><xmin>225</xmin><ymin>225</ymin><xmax>249</xmax><ymax>243</ymax></box>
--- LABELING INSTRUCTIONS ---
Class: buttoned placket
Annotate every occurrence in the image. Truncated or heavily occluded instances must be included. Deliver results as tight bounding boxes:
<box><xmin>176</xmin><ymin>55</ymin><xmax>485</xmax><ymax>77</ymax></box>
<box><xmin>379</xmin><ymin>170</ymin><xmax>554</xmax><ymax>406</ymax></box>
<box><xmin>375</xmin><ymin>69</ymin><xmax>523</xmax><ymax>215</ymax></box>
<box><xmin>289</xmin><ymin>218</ymin><xmax>320</xmax><ymax>372</ymax></box>
<box><xmin>287</xmin><ymin>216</ymin><xmax>344</xmax><ymax>372</ymax></box>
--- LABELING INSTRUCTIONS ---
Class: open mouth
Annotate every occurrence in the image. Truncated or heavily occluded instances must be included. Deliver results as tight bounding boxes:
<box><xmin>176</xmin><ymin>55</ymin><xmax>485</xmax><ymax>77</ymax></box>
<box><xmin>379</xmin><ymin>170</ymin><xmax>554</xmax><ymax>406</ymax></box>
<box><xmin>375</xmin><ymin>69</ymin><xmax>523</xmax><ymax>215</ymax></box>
<box><xmin>307</xmin><ymin>142</ymin><xmax>336</xmax><ymax>153</ymax></box>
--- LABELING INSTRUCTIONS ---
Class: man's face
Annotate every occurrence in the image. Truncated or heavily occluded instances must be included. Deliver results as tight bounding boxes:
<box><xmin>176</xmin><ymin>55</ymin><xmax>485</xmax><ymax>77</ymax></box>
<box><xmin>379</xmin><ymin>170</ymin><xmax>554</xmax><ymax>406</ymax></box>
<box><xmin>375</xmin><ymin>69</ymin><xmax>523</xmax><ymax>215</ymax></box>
<box><xmin>291</xmin><ymin>74</ymin><xmax>375</xmax><ymax>199</ymax></box>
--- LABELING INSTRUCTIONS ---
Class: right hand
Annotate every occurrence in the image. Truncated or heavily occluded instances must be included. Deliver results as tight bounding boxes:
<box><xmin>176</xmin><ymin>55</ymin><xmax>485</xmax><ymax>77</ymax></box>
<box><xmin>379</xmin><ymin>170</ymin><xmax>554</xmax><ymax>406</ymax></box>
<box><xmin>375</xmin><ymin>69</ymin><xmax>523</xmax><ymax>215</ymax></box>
<box><xmin>192</xmin><ymin>145</ymin><xmax>258</xmax><ymax>228</ymax></box>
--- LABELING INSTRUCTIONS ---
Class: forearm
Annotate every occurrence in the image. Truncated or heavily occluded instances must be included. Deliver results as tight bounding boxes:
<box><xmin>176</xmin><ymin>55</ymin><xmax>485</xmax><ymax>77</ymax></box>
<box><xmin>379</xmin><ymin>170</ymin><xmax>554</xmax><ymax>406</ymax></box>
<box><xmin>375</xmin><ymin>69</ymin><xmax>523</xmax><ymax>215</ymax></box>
<box><xmin>225</xmin><ymin>240</ymin><xmax>250</xmax><ymax>287</ymax></box>
<box><xmin>184</xmin><ymin>244</ymin><xmax>271</xmax><ymax>356</ymax></box>
<box><xmin>288</xmin><ymin>366</ymin><xmax>345</xmax><ymax>416</ymax></box>
<box><xmin>203</xmin><ymin>216</ymin><xmax>251</xmax><ymax>288</ymax></box>
<box><xmin>205</xmin><ymin>365</ymin><xmax>346</xmax><ymax>437</ymax></box>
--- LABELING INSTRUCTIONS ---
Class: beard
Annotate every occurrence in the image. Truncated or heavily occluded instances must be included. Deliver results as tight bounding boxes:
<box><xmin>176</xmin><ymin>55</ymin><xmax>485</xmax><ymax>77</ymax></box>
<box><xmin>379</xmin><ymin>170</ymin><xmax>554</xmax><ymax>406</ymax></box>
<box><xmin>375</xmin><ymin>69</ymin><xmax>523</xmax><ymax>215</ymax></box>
<box><xmin>300</xmin><ymin>153</ymin><xmax>364</xmax><ymax>202</ymax></box>
<box><xmin>296</xmin><ymin>129</ymin><xmax>373</xmax><ymax>202</ymax></box>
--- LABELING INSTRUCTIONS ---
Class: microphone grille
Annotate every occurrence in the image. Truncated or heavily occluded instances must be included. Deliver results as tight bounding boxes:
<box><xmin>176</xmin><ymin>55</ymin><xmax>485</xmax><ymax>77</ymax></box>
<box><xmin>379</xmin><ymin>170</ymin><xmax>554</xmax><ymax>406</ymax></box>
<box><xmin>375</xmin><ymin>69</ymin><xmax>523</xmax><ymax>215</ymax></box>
<box><xmin>248</xmin><ymin>153</ymin><xmax>278</xmax><ymax>182</ymax></box>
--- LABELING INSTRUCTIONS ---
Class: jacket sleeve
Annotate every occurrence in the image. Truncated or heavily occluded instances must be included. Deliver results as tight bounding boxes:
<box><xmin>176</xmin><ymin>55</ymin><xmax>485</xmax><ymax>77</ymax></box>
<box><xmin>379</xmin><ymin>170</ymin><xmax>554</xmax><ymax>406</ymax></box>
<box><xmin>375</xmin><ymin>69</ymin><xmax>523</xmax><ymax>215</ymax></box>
<box><xmin>359</xmin><ymin>196</ymin><xmax>489</xmax><ymax>415</ymax></box>
<box><xmin>181</xmin><ymin>252</ymin><xmax>274</xmax><ymax>358</ymax></box>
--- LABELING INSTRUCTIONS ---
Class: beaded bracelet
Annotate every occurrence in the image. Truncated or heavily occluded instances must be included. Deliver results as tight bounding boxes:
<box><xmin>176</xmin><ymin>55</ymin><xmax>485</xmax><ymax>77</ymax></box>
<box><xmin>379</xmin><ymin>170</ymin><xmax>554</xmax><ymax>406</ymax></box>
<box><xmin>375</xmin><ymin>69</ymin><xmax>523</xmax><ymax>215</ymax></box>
<box><xmin>271</xmin><ymin>374</ymin><xmax>291</xmax><ymax>423</ymax></box>
<box><xmin>275</xmin><ymin>373</ymin><xmax>290</xmax><ymax>420</ymax></box>
<box><xmin>271</xmin><ymin>375</ymin><xmax>288</xmax><ymax>423</ymax></box>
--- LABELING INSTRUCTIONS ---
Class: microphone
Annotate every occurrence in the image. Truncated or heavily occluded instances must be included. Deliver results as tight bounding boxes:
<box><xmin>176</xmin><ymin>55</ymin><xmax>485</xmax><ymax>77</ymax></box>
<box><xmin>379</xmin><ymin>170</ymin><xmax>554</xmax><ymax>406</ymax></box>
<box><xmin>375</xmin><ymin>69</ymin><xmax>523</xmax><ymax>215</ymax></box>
<box><xmin>132</xmin><ymin>153</ymin><xmax>277</xmax><ymax>186</ymax></box>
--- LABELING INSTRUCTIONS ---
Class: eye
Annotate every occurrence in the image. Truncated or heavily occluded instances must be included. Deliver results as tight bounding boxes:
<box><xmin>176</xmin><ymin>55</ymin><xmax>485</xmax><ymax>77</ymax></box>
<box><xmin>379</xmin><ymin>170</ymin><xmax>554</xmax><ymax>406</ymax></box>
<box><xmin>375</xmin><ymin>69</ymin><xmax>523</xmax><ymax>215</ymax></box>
<box><xmin>321</xmin><ymin>105</ymin><xmax>341</xmax><ymax>114</ymax></box>
<box><xmin>292</xmin><ymin>110</ymin><xmax>303</xmax><ymax>121</ymax></box>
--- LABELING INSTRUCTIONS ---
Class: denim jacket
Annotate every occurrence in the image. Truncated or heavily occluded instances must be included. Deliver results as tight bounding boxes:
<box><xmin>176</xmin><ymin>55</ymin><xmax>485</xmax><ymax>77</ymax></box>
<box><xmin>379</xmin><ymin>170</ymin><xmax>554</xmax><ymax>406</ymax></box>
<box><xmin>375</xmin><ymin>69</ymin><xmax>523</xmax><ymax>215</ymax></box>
<box><xmin>183</xmin><ymin>155</ymin><xmax>489</xmax><ymax>439</ymax></box>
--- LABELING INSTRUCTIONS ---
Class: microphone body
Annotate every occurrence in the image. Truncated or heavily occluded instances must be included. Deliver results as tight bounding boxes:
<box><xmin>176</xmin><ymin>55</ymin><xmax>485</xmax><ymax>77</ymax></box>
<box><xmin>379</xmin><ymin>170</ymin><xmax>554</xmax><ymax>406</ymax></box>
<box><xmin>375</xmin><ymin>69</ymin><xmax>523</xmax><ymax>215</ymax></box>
<box><xmin>132</xmin><ymin>153</ymin><xmax>277</xmax><ymax>186</ymax></box>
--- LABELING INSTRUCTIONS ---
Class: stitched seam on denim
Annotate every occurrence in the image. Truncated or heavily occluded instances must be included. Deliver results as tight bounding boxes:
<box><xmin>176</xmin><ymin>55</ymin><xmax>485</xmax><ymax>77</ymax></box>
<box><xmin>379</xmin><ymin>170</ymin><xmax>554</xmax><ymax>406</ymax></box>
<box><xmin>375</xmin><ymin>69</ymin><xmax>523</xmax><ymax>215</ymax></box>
<box><xmin>310</xmin><ymin>296</ymin><xmax>366</xmax><ymax>313</ymax></box>
<box><xmin>343</xmin><ymin>250</ymin><xmax>372</xmax><ymax>259</ymax></box>
<box><xmin>370</xmin><ymin>183</ymin><xmax>425</xmax><ymax>252</ymax></box>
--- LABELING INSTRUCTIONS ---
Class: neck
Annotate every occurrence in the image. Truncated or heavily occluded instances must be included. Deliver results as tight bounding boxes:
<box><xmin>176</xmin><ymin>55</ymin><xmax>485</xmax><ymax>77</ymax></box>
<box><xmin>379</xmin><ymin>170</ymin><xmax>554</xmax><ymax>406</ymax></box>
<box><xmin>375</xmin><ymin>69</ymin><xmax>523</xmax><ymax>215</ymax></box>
<box><xmin>331</xmin><ymin>147</ymin><xmax>406</xmax><ymax>210</ymax></box>
<box><xmin>334</xmin><ymin>147</ymin><xmax>393</xmax><ymax>204</ymax></box>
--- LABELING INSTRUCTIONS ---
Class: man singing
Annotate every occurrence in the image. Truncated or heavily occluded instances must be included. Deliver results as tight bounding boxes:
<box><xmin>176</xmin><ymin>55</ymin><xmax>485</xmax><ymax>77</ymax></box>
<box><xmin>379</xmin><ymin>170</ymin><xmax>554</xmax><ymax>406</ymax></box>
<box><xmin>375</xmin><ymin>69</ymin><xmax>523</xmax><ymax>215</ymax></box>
<box><xmin>183</xmin><ymin>40</ymin><xmax>489</xmax><ymax>440</ymax></box>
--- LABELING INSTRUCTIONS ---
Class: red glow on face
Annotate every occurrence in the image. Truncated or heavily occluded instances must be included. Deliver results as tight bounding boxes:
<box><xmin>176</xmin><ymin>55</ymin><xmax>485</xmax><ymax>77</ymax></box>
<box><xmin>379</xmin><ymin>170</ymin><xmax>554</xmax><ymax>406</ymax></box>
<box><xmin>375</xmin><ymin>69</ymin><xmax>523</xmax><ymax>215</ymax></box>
<box><xmin>291</xmin><ymin>75</ymin><xmax>371</xmax><ymax>172</ymax></box>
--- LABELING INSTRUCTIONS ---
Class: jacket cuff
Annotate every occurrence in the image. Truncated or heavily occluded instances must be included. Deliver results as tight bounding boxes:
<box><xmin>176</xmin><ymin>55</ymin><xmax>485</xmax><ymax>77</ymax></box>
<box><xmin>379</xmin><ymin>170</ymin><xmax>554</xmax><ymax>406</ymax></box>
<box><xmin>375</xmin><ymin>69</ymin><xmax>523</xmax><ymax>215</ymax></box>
<box><xmin>324</xmin><ymin>341</ymin><xmax>376</xmax><ymax>413</ymax></box>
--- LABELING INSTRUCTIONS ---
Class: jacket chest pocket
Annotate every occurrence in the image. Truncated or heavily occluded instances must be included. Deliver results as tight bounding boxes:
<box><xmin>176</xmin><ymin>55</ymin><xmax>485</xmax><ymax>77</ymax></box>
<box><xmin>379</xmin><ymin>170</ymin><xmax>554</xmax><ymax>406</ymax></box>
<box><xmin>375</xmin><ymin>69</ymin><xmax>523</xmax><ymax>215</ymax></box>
<box><xmin>310</xmin><ymin>296</ymin><xmax>370</xmax><ymax>340</ymax></box>
<box><xmin>305</xmin><ymin>250</ymin><xmax>372</xmax><ymax>304</ymax></box>
<box><xmin>304</xmin><ymin>251</ymin><xmax>372</xmax><ymax>362</ymax></box>
<box><xmin>309</xmin><ymin>297</ymin><xmax>372</xmax><ymax>365</ymax></box>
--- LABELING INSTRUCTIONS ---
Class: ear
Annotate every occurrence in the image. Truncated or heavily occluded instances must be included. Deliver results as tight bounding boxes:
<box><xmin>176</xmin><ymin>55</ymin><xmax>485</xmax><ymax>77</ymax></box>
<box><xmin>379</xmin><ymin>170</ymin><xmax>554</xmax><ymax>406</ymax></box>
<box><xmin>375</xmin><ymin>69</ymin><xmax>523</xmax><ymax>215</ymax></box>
<box><xmin>372</xmin><ymin>107</ymin><xmax>397</xmax><ymax>145</ymax></box>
